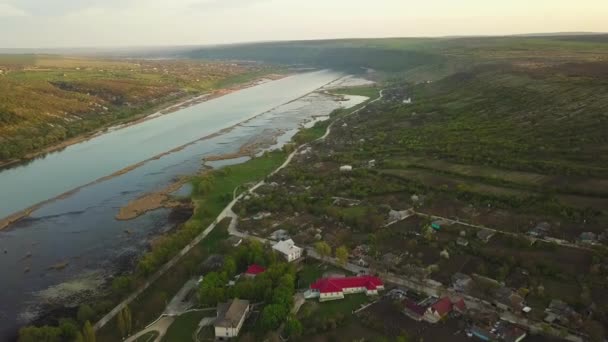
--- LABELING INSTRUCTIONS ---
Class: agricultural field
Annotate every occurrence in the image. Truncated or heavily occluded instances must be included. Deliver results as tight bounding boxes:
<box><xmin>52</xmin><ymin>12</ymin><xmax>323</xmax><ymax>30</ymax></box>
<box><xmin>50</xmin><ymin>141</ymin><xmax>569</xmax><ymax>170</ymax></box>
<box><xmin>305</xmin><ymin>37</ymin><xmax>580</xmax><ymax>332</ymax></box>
<box><xmin>0</xmin><ymin>55</ymin><xmax>276</xmax><ymax>163</ymax></box>
<box><xmin>231</xmin><ymin>40</ymin><xmax>608</xmax><ymax>338</ymax></box>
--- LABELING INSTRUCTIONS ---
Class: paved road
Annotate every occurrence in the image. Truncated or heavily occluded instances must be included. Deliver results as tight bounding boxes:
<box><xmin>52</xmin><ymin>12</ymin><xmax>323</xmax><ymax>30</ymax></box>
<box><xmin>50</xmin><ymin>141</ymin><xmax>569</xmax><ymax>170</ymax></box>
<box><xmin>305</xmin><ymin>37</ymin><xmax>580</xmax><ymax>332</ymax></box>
<box><xmin>164</xmin><ymin>279</ymin><xmax>197</xmax><ymax>316</ymax></box>
<box><xmin>124</xmin><ymin>316</ymin><xmax>174</xmax><ymax>342</ymax></box>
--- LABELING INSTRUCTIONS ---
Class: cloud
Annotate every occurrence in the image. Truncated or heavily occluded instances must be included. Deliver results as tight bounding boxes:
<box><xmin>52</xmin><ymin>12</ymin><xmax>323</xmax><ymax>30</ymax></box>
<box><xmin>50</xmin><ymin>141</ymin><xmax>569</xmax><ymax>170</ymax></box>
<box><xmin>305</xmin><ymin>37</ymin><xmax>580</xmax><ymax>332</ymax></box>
<box><xmin>0</xmin><ymin>3</ymin><xmax>28</xmax><ymax>16</ymax></box>
<box><xmin>188</xmin><ymin>0</ymin><xmax>271</xmax><ymax>11</ymax></box>
<box><xmin>4</xmin><ymin>0</ymin><xmax>129</xmax><ymax>16</ymax></box>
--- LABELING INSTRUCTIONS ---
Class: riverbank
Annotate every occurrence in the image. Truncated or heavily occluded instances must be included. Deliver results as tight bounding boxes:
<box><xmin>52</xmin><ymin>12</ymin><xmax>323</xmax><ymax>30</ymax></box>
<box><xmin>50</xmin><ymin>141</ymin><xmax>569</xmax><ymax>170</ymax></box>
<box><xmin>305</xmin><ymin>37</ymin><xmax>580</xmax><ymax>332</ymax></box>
<box><xmin>0</xmin><ymin>75</ymin><xmax>291</xmax><ymax>231</ymax></box>
<box><xmin>0</xmin><ymin>73</ymin><xmax>287</xmax><ymax>171</ymax></box>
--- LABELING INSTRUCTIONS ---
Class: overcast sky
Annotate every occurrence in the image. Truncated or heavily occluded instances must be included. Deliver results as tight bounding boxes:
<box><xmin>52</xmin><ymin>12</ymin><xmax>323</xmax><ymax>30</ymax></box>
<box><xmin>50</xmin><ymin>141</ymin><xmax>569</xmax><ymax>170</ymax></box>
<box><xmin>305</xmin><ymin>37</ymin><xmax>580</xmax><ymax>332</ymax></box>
<box><xmin>1</xmin><ymin>0</ymin><xmax>607</xmax><ymax>48</ymax></box>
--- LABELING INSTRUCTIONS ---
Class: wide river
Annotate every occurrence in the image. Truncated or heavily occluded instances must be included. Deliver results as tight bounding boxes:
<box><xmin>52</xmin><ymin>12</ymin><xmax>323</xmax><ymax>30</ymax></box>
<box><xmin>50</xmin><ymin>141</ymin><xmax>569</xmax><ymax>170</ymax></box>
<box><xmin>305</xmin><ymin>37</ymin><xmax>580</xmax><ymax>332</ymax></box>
<box><xmin>0</xmin><ymin>70</ymin><xmax>371</xmax><ymax>340</ymax></box>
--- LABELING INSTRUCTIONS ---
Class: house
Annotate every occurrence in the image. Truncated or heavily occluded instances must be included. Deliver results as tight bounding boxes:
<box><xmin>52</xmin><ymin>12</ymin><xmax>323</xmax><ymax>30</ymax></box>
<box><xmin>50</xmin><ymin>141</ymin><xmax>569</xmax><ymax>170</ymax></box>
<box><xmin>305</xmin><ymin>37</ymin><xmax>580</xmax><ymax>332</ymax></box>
<box><xmin>272</xmin><ymin>239</ymin><xmax>303</xmax><ymax>262</ymax></box>
<box><xmin>528</xmin><ymin>222</ymin><xmax>551</xmax><ymax>238</ymax></box>
<box><xmin>452</xmin><ymin>298</ymin><xmax>466</xmax><ymax>314</ymax></box>
<box><xmin>579</xmin><ymin>232</ymin><xmax>598</xmax><ymax>245</ymax></box>
<box><xmin>544</xmin><ymin>299</ymin><xmax>582</xmax><ymax>327</ymax></box>
<box><xmin>471</xmin><ymin>320</ymin><xmax>527</xmax><ymax>342</ymax></box>
<box><xmin>214</xmin><ymin>299</ymin><xmax>250</xmax><ymax>340</ymax></box>
<box><xmin>493</xmin><ymin>287</ymin><xmax>525</xmax><ymax>312</ymax></box>
<box><xmin>452</xmin><ymin>273</ymin><xmax>474</xmax><ymax>293</ymax></box>
<box><xmin>477</xmin><ymin>229</ymin><xmax>495</xmax><ymax>243</ymax></box>
<box><xmin>351</xmin><ymin>244</ymin><xmax>370</xmax><ymax>258</ymax></box>
<box><xmin>310</xmin><ymin>276</ymin><xmax>384</xmax><ymax>302</ymax></box>
<box><xmin>269</xmin><ymin>229</ymin><xmax>290</xmax><ymax>241</ymax></box>
<box><xmin>402</xmin><ymin>298</ymin><xmax>427</xmax><ymax>321</ymax></box>
<box><xmin>244</xmin><ymin>264</ymin><xmax>265</xmax><ymax>278</ymax></box>
<box><xmin>354</xmin><ymin>257</ymin><xmax>370</xmax><ymax>268</ymax></box>
<box><xmin>339</xmin><ymin>165</ymin><xmax>353</xmax><ymax>172</ymax></box>
<box><xmin>457</xmin><ymin>237</ymin><xmax>469</xmax><ymax>247</ymax></box>
<box><xmin>424</xmin><ymin>297</ymin><xmax>453</xmax><ymax>323</ymax></box>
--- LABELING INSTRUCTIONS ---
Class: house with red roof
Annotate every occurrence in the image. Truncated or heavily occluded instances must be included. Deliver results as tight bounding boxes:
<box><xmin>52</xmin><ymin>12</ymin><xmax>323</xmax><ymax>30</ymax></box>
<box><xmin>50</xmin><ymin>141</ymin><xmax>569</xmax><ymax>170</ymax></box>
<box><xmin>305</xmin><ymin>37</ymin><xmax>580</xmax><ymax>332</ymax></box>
<box><xmin>310</xmin><ymin>276</ymin><xmax>384</xmax><ymax>302</ymax></box>
<box><xmin>244</xmin><ymin>264</ymin><xmax>265</xmax><ymax>278</ymax></box>
<box><xmin>423</xmin><ymin>297</ymin><xmax>459</xmax><ymax>323</ymax></box>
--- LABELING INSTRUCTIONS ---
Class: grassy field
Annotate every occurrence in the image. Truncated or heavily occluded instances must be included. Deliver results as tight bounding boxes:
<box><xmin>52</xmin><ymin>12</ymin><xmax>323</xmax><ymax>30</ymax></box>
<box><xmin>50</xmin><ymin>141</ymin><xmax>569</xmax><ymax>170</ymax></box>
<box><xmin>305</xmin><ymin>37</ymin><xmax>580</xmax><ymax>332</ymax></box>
<box><xmin>161</xmin><ymin>311</ymin><xmax>215</xmax><ymax>342</ymax></box>
<box><xmin>0</xmin><ymin>55</ymin><xmax>277</xmax><ymax>163</ymax></box>
<box><xmin>191</xmin><ymin>150</ymin><xmax>287</xmax><ymax>220</ymax></box>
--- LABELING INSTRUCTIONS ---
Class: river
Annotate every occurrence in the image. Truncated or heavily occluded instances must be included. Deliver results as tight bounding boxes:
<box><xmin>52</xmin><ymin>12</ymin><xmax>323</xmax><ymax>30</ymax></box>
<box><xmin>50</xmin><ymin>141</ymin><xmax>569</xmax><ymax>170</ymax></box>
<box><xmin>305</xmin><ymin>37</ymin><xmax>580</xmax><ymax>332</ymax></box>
<box><xmin>0</xmin><ymin>70</ymin><xmax>370</xmax><ymax>340</ymax></box>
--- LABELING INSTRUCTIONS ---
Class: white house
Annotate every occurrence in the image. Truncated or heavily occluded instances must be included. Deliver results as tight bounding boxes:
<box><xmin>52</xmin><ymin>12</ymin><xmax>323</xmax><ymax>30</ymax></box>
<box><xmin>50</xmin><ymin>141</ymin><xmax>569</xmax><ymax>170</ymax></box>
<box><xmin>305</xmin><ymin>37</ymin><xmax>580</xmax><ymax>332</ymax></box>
<box><xmin>272</xmin><ymin>239</ymin><xmax>302</xmax><ymax>262</ymax></box>
<box><xmin>339</xmin><ymin>165</ymin><xmax>353</xmax><ymax>172</ymax></box>
<box><xmin>214</xmin><ymin>299</ymin><xmax>250</xmax><ymax>340</ymax></box>
<box><xmin>310</xmin><ymin>276</ymin><xmax>384</xmax><ymax>302</ymax></box>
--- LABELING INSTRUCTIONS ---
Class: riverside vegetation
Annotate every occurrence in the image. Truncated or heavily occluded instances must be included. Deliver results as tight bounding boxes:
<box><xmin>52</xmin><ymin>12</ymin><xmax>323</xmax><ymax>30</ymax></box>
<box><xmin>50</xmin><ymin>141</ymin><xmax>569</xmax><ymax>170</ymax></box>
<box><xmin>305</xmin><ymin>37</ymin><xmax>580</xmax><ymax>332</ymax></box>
<box><xmin>0</xmin><ymin>55</ymin><xmax>277</xmax><ymax>164</ymax></box>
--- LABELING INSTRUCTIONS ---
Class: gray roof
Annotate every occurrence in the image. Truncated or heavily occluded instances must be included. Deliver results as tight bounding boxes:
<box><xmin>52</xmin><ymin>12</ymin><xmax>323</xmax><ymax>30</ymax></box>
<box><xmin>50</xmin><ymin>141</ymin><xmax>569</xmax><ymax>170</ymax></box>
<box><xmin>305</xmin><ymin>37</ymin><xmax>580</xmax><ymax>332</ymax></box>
<box><xmin>215</xmin><ymin>299</ymin><xmax>250</xmax><ymax>328</ymax></box>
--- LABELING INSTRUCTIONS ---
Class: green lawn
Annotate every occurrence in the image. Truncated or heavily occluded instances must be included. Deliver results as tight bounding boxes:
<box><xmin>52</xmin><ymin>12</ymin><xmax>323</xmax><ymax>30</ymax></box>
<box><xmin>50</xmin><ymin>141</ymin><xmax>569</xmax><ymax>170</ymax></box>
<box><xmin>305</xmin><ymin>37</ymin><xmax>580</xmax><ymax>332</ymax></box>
<box><xmin>162</xmin><ymin>311</ymin><xmax>215</xmax><ymax>342</ymax></box>
<box><xmin>300</xmin><ymin>293</ymin><xmax>371</xmax><ymax>322</ymax></box>
<box><xmin>191</xmin><ymin>150</ymin><xmax>287</xmax><ymax>220</ymax></box>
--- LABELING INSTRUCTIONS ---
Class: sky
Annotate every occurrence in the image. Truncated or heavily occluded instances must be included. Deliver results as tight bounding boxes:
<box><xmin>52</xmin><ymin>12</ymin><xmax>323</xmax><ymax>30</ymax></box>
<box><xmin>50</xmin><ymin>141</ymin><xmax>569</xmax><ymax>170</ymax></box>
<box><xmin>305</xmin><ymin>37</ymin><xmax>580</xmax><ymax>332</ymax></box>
<box><xmin>0</xmin><ymin>0</ymin><xmax>607</xmax><ymax>48</ymax></box>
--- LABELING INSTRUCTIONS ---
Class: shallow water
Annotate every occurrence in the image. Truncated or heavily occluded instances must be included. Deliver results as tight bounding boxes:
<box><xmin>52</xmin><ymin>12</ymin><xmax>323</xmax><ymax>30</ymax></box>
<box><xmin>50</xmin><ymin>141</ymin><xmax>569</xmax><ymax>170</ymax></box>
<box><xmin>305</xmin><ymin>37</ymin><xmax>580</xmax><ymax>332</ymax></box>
<box><xmin>0</xmin><ymin>71</ymin><xmax>368</xmax><ymax>340</ymax></box>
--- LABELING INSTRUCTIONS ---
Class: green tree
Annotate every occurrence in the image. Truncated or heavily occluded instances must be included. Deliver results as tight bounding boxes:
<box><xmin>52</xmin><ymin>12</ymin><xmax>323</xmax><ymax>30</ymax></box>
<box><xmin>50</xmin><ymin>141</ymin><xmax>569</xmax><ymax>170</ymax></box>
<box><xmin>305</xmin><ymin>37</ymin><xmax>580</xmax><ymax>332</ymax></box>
<box><xmin>285</xmin><ymin>316</ymin><xmax>303</xmax><ymax>338</ymax></box>
<box><xmin>77</xmin><ymin>304</ymin><xmax>95</xmax><ymax>324</ymax></box>
<box><xmin>314</xmin><ymin>241</ymin><xmax>332</xmax><ymax>263</ymax></box>
<box><xmin>82</xmin><ymin>321</ymin><xmax>96</xmax><ymax>342</ymax></box>
<box><xmin>111</xmin><ymin>276</ymin><xmax>134</xmax><ymax>297</ymax></box>
<box><xmin>18</xmin><ymin>326</ymin><xmax>62</xmax><ymax>342</ymax></box>
<box><xmin>224</xmin><ymin>256</ymin><xmax>237</xmax><ymax>278</ymax></box>
<box><xmin>117</xmin><ymin>306</ymin><xmax>132</xmax><ymax>338</ymax></box>
<box><xmin>335</xmin><ymin>246</ymin><xmax>349</xmax><ymax>266</ymax></box>
<box><xmin>260</xmin><ymin>304</ymin><xmax>286</xmax><ymax>331</ymax></box>
<box><xmin>117</xmin><ymin>309</ymin><xmax>126</xmax><ymax>338</ymax></box>
<box><xmin>123</xmin><ymin>306</ymin><xmax>132</xmax><ymax>337</ymax></box>
<box><xmin>58</xmin><ymin>318</ymin><xmax>79</xmax><ymax>340</ymax></box>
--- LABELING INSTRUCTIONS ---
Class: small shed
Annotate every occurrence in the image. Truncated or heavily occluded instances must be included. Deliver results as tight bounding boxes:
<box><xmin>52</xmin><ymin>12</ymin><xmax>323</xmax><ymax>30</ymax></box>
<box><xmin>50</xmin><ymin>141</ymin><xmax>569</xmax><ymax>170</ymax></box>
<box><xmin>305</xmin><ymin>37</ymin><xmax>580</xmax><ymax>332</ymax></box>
<box><xmin>339</xmin><ymin>165</ymin><xmax>353</xmax><ymax>172</ymax></box>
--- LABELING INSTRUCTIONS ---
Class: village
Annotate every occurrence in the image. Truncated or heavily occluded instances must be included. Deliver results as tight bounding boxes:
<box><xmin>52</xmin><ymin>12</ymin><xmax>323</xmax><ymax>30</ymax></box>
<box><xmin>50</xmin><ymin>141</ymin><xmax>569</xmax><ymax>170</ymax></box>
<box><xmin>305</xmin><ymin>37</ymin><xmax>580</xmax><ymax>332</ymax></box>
<box><xmin>90</xmin><ymin>81</ymin><xmax>608</xmax><ymax>342</ymax></box>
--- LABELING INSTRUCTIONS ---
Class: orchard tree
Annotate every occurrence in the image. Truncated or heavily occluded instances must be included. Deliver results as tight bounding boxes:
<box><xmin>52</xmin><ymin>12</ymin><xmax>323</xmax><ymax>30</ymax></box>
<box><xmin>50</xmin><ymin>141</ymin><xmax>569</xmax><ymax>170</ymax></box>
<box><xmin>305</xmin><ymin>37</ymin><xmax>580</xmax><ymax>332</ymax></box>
<box><xmin>314</xmin><ymin>241</ymin><xmax>332</xmax><ymax>263</ymax></box>
<box><xmin>335</xmin><ymin>246</ymin><xmax>349</xmax><ymax>266</ymax></box>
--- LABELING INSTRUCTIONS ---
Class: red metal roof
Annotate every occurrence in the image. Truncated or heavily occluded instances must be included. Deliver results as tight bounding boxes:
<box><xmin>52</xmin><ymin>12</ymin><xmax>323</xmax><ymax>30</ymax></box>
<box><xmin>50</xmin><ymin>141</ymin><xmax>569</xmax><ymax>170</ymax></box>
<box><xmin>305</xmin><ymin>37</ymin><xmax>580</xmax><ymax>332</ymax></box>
<box><xmin>453</xmin><ymin>298</ymin><xmax>466</xmax><ymax>312</ymax></box>
<box><xmin>430</xmin><ymin>297</ymin><xmax>453</xmax><ymax>316</ymax></box>
<box><xmin>310</xmin><ymin>276</ymin><xmax>383</xmax><ymax>294</ymax></box>
<box><xmin>245</xmin><ymin>264</ymin><xmax>266</xmax><ymax>275</ymax></box>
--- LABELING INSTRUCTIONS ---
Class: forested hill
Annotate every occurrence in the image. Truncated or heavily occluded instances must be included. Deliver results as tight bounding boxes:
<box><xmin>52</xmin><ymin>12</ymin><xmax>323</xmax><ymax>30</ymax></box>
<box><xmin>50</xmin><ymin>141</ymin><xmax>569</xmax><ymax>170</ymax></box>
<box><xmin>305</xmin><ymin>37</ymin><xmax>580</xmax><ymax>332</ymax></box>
<box><xmin>185</xmin><ymin>35</ymin><xmax>608</xmax><ymax>79</ymax></box>
<box><xmin>184</xmin><ymin>39</ymin><xmax>445</xmax><ymax>73</ymax></box>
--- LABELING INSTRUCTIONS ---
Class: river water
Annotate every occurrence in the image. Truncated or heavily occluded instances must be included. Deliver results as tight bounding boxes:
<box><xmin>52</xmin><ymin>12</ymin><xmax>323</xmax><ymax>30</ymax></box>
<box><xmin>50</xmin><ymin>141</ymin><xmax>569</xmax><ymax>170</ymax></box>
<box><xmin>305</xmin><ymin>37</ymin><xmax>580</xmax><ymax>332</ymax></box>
<box><xmin>0</xmin><ymin>71</ymin><xmax>369</xmax><ymax>340</ymax></box>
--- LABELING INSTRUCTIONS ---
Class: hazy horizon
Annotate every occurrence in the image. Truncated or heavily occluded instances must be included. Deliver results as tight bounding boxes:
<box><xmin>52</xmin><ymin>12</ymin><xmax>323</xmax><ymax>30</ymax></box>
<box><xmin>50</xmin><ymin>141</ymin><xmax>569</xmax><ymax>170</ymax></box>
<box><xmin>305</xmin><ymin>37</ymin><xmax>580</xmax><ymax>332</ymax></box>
<box><xmin>1</xmin><ymin>0</ymin><xmax>607</xmax><ymax>48</ymax></box>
